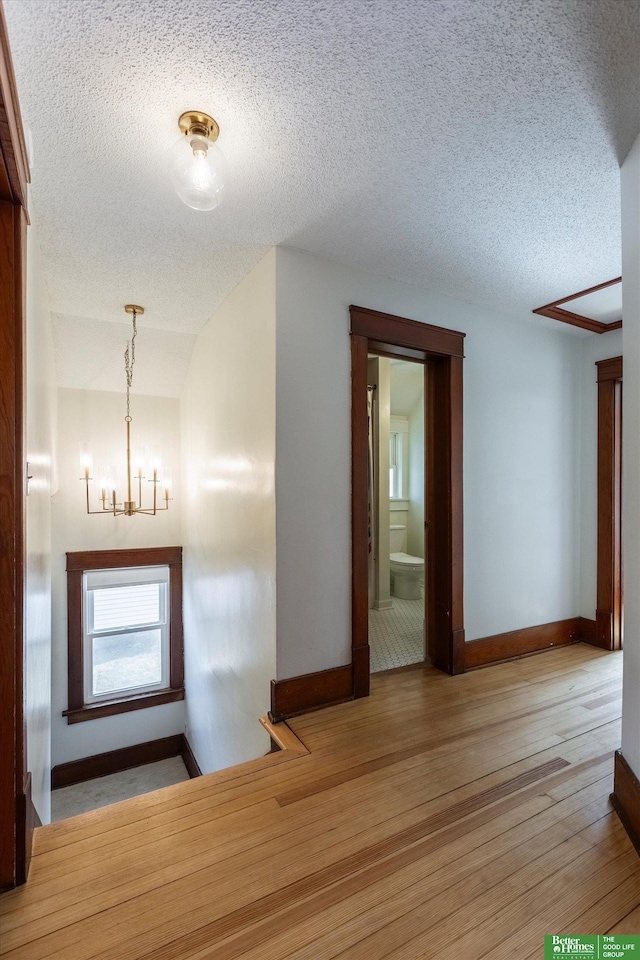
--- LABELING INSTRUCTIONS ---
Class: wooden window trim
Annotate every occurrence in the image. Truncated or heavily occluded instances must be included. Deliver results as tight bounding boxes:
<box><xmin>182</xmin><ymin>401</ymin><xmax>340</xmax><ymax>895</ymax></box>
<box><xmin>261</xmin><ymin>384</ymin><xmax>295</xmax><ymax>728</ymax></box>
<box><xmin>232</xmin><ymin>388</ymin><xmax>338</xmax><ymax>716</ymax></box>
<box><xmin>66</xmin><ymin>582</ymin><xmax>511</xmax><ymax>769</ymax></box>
<box><xmin>64</xmin><ymin>546</ymin><xmax>184</xmax><ymax>723</ymax></box>
<box><xmin>596</xmin><ymin>357</ymin><xmax>623</xmax><ymax>650</ymax></box>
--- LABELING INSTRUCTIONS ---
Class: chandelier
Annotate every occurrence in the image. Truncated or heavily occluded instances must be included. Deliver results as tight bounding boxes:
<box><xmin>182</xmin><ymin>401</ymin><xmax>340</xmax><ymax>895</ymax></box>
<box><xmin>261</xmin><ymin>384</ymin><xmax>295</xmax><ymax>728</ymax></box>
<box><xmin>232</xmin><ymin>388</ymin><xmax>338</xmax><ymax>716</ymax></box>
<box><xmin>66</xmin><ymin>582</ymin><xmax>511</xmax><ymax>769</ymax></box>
<box><xmin>79</xmin><ymin>305</ymin><xmax>172</xmax><ymax>516</ymax></box>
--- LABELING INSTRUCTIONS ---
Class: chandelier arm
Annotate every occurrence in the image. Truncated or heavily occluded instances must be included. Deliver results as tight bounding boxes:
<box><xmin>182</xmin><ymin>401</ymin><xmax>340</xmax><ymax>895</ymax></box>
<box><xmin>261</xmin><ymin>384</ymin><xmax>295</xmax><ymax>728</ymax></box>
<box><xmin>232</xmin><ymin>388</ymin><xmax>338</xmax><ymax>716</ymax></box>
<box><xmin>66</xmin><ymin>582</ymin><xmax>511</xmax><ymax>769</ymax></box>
<box><xmin>83</xmin><ymin>477</ymin><xmax>119</xmax><ymax>515</ymax></box>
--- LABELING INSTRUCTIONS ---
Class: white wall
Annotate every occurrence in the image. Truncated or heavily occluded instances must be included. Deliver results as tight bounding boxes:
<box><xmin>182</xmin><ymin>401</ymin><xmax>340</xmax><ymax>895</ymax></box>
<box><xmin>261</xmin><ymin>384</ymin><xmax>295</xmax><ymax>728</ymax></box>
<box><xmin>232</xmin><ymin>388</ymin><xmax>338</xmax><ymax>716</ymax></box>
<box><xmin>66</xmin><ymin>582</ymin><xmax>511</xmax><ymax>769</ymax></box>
<box><xmin>25</xmin><ymin>220</ymin><xmax>56</xmax><ymax>823</ymax></box>
<box><xmin>275</xmin><ymin>247</ymin><xmax>582</xmax><ymax>679</ymax></box>
<box><xmin>578</xmin><ymin>327</ymin><xmax>623</xmax><ymax>620</ymax></box>
<box><xmin>181</xmin><ymin>250</ymin><xmax>276</xmax><ymax>775</ymax></box>
<box><xmin>51</xmin><ymin>388</ymin><xmax>184</xmax><ymax>765</ymax></box>
<box><xmin>621</xmin><ymin>132</ymin><xmax>640</xmax><ymax>779</ymax></box>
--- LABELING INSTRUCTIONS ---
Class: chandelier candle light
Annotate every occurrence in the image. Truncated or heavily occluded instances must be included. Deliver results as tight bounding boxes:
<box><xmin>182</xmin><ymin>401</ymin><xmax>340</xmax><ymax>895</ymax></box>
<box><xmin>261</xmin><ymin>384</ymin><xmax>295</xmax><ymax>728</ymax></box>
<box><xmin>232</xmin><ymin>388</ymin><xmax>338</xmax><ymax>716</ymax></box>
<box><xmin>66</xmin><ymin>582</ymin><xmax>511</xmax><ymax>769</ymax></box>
<box><xmin>79</xmin><ymin>305</ymin><xmax>172</xmax><ymax>516</ymax></box>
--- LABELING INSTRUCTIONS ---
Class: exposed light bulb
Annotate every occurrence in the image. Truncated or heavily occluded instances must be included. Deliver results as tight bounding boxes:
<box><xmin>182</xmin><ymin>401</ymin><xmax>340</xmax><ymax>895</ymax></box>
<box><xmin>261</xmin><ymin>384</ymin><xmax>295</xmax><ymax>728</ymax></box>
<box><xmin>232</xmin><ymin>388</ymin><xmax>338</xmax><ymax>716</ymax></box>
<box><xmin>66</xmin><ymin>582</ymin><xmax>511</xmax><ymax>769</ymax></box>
<box><xmin>171</xmin><ymin>116</ymin><xmax>228</xmax><ymax>211</ymax></box>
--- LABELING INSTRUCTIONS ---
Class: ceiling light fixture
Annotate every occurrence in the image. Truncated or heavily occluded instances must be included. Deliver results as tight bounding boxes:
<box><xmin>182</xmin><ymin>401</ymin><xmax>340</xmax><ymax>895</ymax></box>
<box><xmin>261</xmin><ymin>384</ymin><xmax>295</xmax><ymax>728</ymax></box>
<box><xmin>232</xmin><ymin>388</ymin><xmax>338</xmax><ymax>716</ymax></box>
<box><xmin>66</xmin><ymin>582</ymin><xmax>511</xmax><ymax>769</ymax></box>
<box><xmin>171</xmin><ymin>110</ymin><xmax>227</xmax><ymax>211</ymax></box>
<box><xmin>79</xmin><ymin>305</ymin><xmax>172</xmax><ymax>517</ymax></box>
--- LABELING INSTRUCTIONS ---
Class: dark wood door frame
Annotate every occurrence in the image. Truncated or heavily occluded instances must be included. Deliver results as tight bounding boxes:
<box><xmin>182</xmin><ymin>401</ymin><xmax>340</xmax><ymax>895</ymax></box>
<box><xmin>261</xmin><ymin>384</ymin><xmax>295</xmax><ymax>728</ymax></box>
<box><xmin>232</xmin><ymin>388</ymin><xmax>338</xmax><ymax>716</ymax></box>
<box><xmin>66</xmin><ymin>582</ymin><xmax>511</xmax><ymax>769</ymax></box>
<box><xmin>596</xmin><ymin>356</ymin><xmax>623</xmax><ymax>651</ymax></box>
<box><xmin>0</xmin><ymin>0</ymin><xmax>31</xmax><ymax>890</ymax></box>
<box><xmin>350</xmin><ymin>305</ymin><xmax>465</xmax><ymax>698</ymax></box>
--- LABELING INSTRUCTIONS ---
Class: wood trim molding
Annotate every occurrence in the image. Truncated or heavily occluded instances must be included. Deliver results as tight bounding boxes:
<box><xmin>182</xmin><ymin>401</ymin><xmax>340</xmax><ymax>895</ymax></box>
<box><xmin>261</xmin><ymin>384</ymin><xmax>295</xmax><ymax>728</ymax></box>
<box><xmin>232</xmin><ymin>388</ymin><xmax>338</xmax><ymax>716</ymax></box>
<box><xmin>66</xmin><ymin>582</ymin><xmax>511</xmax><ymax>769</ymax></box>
<box><xmin>65</xmin><ymin>546</ymin><xmax>184</xmax><ymax>722</ymax></box>
<box><xmin>270</xmin><ymin>664</ymin><xmax>354</xmax><ymax>723</ymax></box>
<box><xmin>51</xmin><ymin>734</ymin><xmax>203</xmax><ymax>789</ymax></box>
<box><xmin>0</xmin><ymin>3</ymin><xmax>29</xmax><ymax>208</ymax></box>
<box><xmin>259</xmin><ymin>715</ymin><xmax>309</xmax><ymax>757</ymax></box>
<box><xmin>350</xmin><ymin>306</ymin><xmax>465</xmax><ymax>698</ymax></box>
<box><xmin>611</xmin><ymin>750</ymin><xmax>640</xmax><ymax>856</ymax></box>
<box><xmin>66</xmin><ymin>546</ymin><xmax>182</xmax><ymax>571</ymax></box>
<box><xmin>465</xmin><ymin>618</ymin><xmax>582</xmax><ymax>669</ymax></box>
<box><xmin>50</xmin><ymin>722</ymin><xmax>308</xmax><ymax>793</ymax></box>
<box><xmin>272</xmin><ymin>616</ymin><xmax>599</xmax><ymax>719</ymax></box>
<box><xmin>596</xmin><ymin>360</ymin><xmax>623</xmax><ymax>652</ymax></box>
<box><xmin>596</xmin><ymin>356</ymin><xmax>623</xmax><ymax>383</ymax></box>
<box><xmin>427</xmin><ymin>353</ymin><xmax>465</xmax><ymax>674</ymax></box>
<box><xmin>181</xmin><ymin>736</ymin><xmax>202</xmax><ymax>779</ymax></box>
<box><xmin>351</xmin><ymin>332</ymin><xmax>370</xmax><ymax>699</ymax></box>
<box><xmin>0</xmin><ymin>199</ymin><xmax>26</xmax><ymax>891</ymax></box>
<box><xmin>0</xmin><ymin>13</ymin><xmax>28</xmax><ymax>888</ymax></box>
<box><xmin>62</xmin><ymin>688</ymin><xmax>185</xmax><ymax>724</ymax></box>
<box><xmin>533</xmin><ymin>278</ymin><xmax>622</xmax><ymax>334</ymax></box>
<box><xmin>576</xmin><ymin>617</ymin><xmax>597</xmax><ymax>646</ymax></box>
<box><xmin>350</xmin><ymin>304</ymin><xmax>465</xmax><ymax>358</ymax></box>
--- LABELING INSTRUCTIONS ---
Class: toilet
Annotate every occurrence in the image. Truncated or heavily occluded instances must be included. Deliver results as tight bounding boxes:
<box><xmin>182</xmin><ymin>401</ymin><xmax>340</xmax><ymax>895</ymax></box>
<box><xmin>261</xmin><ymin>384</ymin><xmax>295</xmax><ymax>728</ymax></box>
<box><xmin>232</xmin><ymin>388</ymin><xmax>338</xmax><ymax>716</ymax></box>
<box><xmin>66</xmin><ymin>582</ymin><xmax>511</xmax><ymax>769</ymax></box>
<box><xmin>389</xmin><ymin>524</ymin><xmax>424</xmax><ymax>600</ymax></box>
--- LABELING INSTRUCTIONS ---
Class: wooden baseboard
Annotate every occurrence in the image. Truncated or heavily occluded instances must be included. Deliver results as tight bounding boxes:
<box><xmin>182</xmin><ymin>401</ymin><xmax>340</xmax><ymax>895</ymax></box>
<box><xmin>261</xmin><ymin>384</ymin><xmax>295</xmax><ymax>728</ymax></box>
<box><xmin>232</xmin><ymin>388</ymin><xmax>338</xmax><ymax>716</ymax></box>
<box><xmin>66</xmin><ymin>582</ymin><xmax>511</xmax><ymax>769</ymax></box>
<box><xmin>465</xmin><ymin>618</ymin><xmax>581</xmax><ymax>669</ymax></box>
<box><xmin>611</xmin><ymin>750</ymin><xmax>640</xmax><ymax>856</ymax></box>
<box><xmin>180</xmin><ymin>735</ymin><xmax>202</xmax><ymax>778</ymax></box>
<box><xmin>577</xmin><ymin>616</ymin><xmax>597</xmax><ymax>645</ymax></box>
<box><xmin>51</xmin><ymin>734</ymin><xmax>187</xmax><ymax>789</ymax></box>
<box><xmin>271</xmin><ymin>616</ymin><xmax>602</xmax><ymax>718</ymax></box>
<box><xmin>352</xmin><ymin>645</ymin><xmax>370</xmax><ymax>699</ymax></box>
<box><xmin>270</xmin><ymin>664</ymin><xmax>354</xmax><ymax>722</ymax></box>
<box><xmin>593</xmin><ymin>609</ymin><xmax>620</xmax><ymax>650</ymax></box>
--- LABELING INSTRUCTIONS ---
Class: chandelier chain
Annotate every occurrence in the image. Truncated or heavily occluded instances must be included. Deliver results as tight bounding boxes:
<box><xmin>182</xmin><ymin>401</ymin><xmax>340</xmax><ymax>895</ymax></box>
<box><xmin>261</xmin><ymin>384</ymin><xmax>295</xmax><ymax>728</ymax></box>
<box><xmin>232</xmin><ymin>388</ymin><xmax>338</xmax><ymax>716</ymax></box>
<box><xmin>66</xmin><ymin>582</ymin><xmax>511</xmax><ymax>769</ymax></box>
<box><xmin>124</xmin><ymin>309</ymin><xmax>137</xmax><ymax>419</ymax></box>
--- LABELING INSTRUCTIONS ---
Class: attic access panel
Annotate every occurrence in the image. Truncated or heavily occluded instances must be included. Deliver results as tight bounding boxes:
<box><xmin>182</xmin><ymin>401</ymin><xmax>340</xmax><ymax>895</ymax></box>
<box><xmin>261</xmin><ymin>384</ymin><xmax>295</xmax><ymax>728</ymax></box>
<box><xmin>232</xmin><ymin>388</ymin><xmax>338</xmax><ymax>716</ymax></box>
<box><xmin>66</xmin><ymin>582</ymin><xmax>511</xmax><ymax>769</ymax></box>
<box><xmin>533</xmin><ymin>278</ymin><xmax>621</xmax><ymax>334</ymax></box>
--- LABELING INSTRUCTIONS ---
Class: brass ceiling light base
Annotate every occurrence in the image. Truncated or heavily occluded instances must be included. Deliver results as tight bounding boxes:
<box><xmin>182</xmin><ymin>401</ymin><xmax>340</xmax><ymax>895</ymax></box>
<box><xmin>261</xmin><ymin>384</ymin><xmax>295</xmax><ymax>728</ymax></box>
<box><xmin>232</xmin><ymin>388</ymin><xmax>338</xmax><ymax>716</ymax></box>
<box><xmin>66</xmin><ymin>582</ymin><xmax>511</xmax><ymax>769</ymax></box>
<box><xmin>124</xmin><ymin>304</ymin><xmax>145</xmax><ymax>315</ymax></box>
<box><xmin>178</xmin><ymin>110</ymin><xmax>220</xmax><ymax>142</ymax></box>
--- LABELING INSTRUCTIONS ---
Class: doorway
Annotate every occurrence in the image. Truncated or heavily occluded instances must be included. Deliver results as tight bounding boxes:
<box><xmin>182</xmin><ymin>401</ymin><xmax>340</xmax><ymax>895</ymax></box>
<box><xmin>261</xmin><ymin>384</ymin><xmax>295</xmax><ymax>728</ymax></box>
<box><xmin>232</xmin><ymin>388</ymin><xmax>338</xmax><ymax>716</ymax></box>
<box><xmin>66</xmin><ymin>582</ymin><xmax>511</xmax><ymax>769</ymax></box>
<box><xmin>350</xmin><ymin>305</ymin><xmax>465</xmax><ymax>699</ymax></box>
<box><xmin>596</xmin><ymin>356</ymin><xmax>623</xmax><ymax>650</ymax></box>
<box><xmin>0</xmin><ymin>7</ymin><xmax>30</xmax><ymax>888</ymax></box>
<box><xmin>367</xmin><ymin>355</ymin><xmax>426</xmax><ymax>672</ymax></box>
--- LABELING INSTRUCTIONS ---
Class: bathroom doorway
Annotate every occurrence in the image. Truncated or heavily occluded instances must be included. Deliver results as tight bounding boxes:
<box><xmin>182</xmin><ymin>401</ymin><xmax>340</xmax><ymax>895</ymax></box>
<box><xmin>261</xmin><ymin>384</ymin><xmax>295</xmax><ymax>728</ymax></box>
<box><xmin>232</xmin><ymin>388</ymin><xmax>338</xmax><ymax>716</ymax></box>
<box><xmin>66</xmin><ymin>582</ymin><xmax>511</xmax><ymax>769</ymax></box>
<box><xmin>367</xmin><ymin>356</ymin><xmax>426</xmax><ymax>671</ymax></box>
<box><xmin>350</xmin><ymin>305</ymin><xmax>465</xmax><ymax>699</ymax></box>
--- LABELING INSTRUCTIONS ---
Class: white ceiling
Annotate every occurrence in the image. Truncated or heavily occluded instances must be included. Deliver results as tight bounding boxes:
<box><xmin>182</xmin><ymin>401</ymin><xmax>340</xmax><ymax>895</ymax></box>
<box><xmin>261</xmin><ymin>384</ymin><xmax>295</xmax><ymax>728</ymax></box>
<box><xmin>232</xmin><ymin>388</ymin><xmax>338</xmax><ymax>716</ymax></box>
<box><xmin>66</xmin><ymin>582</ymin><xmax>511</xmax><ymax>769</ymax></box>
<box><xmin>5</xmin><ymin>0</ymin><xmax>640</xmax><ymax>396</ymax></box>
<box><xmin>390</xmin><ymin>360</ymin><xmax>423</xmax><ymax>418</ymax></box>
<box><xmin>566</xmin><ymin>284</ymin><xmax>623</xmax><ymax>324</ymax></box>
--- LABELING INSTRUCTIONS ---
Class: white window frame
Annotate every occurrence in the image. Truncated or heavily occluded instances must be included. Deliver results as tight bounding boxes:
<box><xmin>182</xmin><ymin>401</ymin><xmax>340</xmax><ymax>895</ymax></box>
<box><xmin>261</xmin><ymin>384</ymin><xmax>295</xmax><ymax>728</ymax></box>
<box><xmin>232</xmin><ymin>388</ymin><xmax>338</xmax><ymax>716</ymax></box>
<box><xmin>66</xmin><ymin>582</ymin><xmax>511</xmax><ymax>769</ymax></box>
<box><xmin>82</xmin><ymin>565</ymin><xmax>171</xmax><ymax>704</ymax></box>
<box><xmin>390</xmin><ymin>416</ymin><xmax>409</xmax><ymax>504</ymax></box>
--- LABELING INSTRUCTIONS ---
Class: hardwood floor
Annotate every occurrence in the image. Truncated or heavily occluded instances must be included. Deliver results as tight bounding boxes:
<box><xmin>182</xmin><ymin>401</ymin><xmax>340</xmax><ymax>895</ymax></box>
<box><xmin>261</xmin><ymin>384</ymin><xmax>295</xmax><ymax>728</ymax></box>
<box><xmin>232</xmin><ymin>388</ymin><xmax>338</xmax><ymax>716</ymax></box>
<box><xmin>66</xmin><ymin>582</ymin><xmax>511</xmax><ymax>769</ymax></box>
<box><xmin>1</xmin><ymin>643</ymin><xmax>638</xmax><ymax>958</ymax></box>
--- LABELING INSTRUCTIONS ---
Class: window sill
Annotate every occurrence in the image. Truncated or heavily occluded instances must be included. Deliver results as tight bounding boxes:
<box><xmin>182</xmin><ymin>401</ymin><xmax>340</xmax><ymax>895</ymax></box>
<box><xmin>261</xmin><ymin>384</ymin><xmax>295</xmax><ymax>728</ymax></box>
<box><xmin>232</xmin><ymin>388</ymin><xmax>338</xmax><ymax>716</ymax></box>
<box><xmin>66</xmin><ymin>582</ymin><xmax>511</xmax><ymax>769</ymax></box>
<box><xmin>63</xmin><ymin>687</ymin><xmax>185</xmax><ymax>724</ymax></box>
<box><xmin>390</xmin><ymin>500</ymin><xmax>409</xmax><ymax>511</ymax></box>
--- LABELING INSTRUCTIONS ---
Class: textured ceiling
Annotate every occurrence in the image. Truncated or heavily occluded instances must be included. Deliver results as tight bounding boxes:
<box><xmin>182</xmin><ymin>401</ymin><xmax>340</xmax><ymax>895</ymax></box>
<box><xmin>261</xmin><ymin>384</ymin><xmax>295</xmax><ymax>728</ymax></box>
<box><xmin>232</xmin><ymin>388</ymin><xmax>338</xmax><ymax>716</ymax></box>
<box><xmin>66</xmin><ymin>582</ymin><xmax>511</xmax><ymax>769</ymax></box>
<box><xmin>5</xmin><ymin>0</ymin><xmax>640</xmax><ymax>396</ymax></box>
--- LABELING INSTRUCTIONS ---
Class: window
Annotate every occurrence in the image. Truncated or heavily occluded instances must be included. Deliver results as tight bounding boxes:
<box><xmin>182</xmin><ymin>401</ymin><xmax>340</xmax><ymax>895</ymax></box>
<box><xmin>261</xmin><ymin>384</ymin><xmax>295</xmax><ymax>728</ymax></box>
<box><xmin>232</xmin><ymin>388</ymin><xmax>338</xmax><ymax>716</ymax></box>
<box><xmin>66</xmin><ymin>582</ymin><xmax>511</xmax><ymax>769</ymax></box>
<box><xmin>389</xmin><ymin>416</ymin><xmax>409</xmax><ymax>502</ymax></box>
<box><xmin>65</xmin><ymin>547</ymin><xmax>183</xmax><ymax>723</ymax></box>
<box><xmin>389</xmin><ymin>431</ymin><xmax>401</xmax><ymax>500</ymax></box>
<box><xmin>85</xmin><ymin>566</ymin><xmax>169</xmax><ymax>702</ymax></box>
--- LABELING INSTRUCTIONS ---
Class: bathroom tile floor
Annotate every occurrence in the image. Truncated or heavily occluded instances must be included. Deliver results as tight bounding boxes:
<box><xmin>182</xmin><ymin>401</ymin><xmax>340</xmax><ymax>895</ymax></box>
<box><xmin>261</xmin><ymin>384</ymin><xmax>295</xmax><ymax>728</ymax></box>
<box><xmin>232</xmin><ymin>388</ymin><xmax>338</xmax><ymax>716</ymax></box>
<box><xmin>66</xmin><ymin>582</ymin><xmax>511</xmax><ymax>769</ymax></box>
<box><xmin>369</xmin><ymin>590</ymin><xmax>425</xmax><ymax>672</ymax></box>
